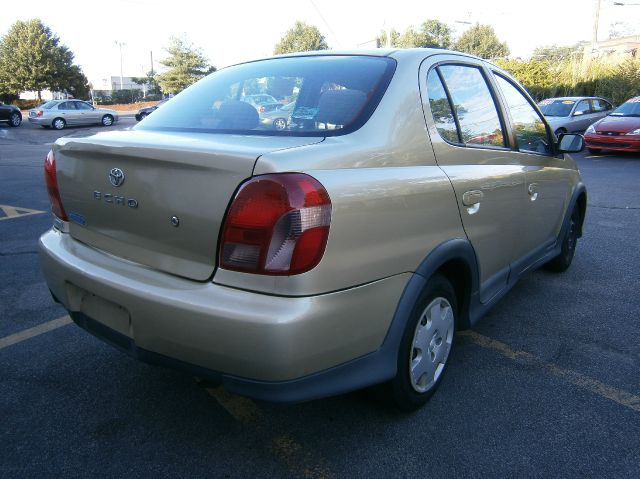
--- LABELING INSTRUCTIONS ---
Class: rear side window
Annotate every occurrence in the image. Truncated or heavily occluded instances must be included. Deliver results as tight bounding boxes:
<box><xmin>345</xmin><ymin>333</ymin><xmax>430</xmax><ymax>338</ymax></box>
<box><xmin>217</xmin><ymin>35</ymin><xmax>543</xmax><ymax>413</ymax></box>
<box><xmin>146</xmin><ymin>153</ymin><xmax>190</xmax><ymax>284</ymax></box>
<box><xmin>494</xmin><ymin>74</ymin><xmax>552</xmax><ymax>155</ymax></box>
<box><xmin>426</xmin><ymin>70</ymin><xmax>459</xmax><ymax>143</ymax></box>
<box><xmin>137</xmin><ymin>55</ymin><xmax>396</xmax><ymax>137</ymax></box>
<box><xmin>592</xmin><ymin>98</ymin><xmax>612</xmax><ymax>112</ymax></box>
<box><xmin>430</xmin><ymin>65</ymin><xmax>505</xmax><ymax>148</ymax></box>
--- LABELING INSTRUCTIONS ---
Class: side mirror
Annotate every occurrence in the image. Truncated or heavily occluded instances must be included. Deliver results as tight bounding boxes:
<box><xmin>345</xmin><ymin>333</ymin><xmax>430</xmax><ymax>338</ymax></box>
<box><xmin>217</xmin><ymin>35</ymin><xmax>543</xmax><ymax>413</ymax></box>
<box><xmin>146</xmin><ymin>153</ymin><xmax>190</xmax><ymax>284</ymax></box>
<box><xmin>557</xmin><ymin>133</ymin><xmax>585</xmax><ymax>153</ymax></box>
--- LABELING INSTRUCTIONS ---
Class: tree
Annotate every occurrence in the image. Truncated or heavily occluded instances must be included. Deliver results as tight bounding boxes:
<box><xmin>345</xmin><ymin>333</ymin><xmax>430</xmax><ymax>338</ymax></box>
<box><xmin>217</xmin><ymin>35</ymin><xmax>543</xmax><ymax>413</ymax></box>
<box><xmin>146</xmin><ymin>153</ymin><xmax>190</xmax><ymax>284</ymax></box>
<box><xmin>454</xmin><ymin>23</ymin><xmax>509</xmax><ymax>59</ymax></box>
<box><xmin>156</xmin><ymin>37</ymin><xmax>215</xmax><ymax>94</ymax></box>
<box><xmin>273</xmin><ymin>21</ymin><xmax>328</xmax><ymax>54</ymax></box>
<box><xmin>420</xmin><ymin>19</ymin><xmax>452</xmax><ymax>49</ymax></box>
<box><xmin>377</xmin><ymin>19</ymin><xmax>452</xmax><ymax>49</ymax></box>
<box><xmin>132</xmin><ymin>70</ymin><xmax>161</xmax><ymax>96</ymax></box>
<box><xmin>0</xmin><ymin>19</ymin><xmax>89</xmax><ymax>99</ymax></box>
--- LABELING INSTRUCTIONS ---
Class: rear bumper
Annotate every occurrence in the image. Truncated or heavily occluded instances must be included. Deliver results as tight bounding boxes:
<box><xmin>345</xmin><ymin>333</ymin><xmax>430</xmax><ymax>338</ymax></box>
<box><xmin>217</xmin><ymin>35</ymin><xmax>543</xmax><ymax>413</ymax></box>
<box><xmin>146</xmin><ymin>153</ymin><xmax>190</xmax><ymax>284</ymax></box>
<box><xmin>39</xmin><ymin>228</ymin><xmax>408</xmax><ymax>401</ymax></box>
<box><xmin>585</xmin><ymin>134</ymin><xmax>640</xmax><ymax>152</ymax></box>
<box><xmin>28</xmin><ymin>116</ymin><xmax>49</xmax><ymax>125</ymax></box>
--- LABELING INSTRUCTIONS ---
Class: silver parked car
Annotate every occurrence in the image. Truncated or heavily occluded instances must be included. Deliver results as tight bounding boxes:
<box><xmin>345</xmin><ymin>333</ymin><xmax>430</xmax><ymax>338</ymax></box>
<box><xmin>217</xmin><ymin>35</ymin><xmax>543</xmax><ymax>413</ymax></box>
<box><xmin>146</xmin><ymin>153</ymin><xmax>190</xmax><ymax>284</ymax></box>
<box><xmin>39</xmin><ymin>50</ymin><xmax>586</xmax><ymax>410</ymax></box>
<box><xmin>259</xmin><ymin>101</ymin><xmax>295</xmax><ymax>129</ymax></box>
<box><xmin>538</xmin><ymin>96</ymin><xmax>613</xmax><ymax>136</ymax></box>
<box><xmin>28</xmin><ymin>100</ymin><xmax>119</xmax><ymax>130</ymax></box>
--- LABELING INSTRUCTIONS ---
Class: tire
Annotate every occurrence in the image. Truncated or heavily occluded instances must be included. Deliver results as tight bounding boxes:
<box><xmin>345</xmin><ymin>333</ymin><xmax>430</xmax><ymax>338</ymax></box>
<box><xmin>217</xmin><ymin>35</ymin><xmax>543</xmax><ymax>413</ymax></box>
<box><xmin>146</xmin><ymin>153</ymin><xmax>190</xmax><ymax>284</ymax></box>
<box><xmin>52</xmin><ymin>118</ymin><xmax>65</xmax><ymax>130</ymax></box>
<box><xmin>544</xmin><ymin>207</ymin><xmax>580</xmax><ymax>272</ymax></box>
<box><xmin>389</xmin><ymin>274</ymin><xmax>457</xmax><ymax>410</ymax></box>
<box><xmin>9</xmin><ymin>112</ymin><xmax>21</xmax><ymax>127</ymax></box>
<box><xmin>587</xmin><ymin>148</ymin><xmax>601</xmax><ymax>155</ymax></box>
<box><xmin>101</xmin><ymin>114</ymin><xmax>114</xmax><ymax>126</ymax></box>
<box><xmin>273</xmin><ymin>118</ymin><xmax>287</xmax><ymax>130</ymax></box>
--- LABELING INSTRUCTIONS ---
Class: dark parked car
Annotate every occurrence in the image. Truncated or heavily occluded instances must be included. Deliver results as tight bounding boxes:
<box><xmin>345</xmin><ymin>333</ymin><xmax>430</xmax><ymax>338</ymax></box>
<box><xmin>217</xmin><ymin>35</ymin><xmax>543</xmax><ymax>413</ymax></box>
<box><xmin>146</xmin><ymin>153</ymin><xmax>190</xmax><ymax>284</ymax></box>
<box><xmin>0</xmin><ymin>102</ymin><xmax>22</xmax><ymax>127</ymax></box>
<box><xmin>135</xmin><ymin>99</ymin><xmax>169</xmax><ymax>121</ymax></box>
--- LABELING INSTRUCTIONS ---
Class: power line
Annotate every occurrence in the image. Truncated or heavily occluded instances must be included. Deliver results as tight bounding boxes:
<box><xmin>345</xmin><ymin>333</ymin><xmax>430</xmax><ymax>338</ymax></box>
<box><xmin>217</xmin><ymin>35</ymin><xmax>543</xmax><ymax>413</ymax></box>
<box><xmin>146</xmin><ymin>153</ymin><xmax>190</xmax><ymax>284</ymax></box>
<box><xmin>309</xmin><ymin>0</ymin><xmax>341</xmax><ymax>48</ymax></box>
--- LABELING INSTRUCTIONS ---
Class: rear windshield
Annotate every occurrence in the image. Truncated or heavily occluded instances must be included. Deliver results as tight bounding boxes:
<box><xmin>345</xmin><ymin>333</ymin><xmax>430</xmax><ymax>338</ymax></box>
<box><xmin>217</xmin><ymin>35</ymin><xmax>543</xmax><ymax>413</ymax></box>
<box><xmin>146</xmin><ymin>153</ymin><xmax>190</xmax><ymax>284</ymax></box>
<box><xmin>136</xmin><ymin>55</ymin><xmax>396</xmax><ymax>136</ymax></box>
<box><xmin>40</xmin><ymin>101</ymin><xmax>58</xmax><ymax>110</ymax></box>
<box><xmin>538</xmin><ymin>99</ymin><xmax>575</xmax><ymax>117</ymax></box>
<box><xmin>610</xmin><ymin>97</ymin><xmax>640</xmax><ymax>117</ymax></box>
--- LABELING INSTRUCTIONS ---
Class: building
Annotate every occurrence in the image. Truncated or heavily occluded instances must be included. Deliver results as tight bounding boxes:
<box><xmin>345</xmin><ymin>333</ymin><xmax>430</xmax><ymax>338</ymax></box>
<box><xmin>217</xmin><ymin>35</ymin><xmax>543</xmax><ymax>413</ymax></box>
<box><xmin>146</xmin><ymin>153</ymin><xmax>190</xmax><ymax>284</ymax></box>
<box><xmin>91</xmin><ymin>76</ymin><xmax>146</xmax><ymax>92</ymax></box>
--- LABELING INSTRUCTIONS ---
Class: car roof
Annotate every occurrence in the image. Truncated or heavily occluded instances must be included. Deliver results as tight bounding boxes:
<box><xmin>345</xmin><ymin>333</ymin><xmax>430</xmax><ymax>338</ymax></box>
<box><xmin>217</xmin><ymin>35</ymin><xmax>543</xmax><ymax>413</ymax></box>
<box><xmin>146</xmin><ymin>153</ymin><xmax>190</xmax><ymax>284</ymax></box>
<box><xmin>542</xmin><ymin>96</ymin><xmax>605</xmax><ymax>101</ymax></box>
<box><xmin>228</xmin><ymin>48</ymin><xmax>484</xmax><ymax>68</ymax></box>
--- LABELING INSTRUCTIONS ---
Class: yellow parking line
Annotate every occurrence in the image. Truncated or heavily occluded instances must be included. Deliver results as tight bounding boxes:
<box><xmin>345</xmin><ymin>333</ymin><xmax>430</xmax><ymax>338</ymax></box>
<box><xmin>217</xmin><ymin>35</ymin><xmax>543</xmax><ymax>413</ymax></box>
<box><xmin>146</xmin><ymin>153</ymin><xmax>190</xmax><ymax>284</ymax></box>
<box><xmin>207</xmin><ymin>386</ymin><xmax>333</xmax><ymax>478</ymax></box>
<box><xmin>461</xmin><ymin>330</ymin><xmax>640</xmax><ymax>413</ymax></box>
<box><xmin>0</xmin><ymin>204</ymin><xmax>45</xmax><ymax>221</ymax></box>
<box><xmin>0</xmin><ymin>315</ymin><xmax>72</xmax><ymax>350</ymax></box>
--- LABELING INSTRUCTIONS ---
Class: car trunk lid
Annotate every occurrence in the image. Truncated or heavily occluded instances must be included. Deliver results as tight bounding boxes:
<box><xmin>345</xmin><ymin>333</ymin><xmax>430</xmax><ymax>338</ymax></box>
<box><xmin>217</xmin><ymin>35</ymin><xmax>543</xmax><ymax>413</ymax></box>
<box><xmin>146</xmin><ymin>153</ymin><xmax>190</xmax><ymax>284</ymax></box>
<box><xmin>54</xmin><ymin>129</ymin><xmax>322</xmax><ymax>280</ymax></box>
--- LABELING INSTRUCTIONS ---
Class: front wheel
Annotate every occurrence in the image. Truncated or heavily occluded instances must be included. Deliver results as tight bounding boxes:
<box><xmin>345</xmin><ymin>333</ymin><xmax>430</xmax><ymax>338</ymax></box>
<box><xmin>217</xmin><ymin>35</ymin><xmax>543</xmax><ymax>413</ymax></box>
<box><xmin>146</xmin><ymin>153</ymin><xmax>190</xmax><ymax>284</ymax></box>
<box><xmin>9</xmin><ymin>112</ymin><xmax>21</xmax><ymax>127</ymax></box>
<box><xmin>390</xmin><ymin>274</ymin><xmax>457</xmax><ymax>410</ymax></box>
<box><xmin>545</xmin><ymin>207</ymin><xmax>580</xmax><ymax>272</ymax></box>
<box><xmin>52</xmin><ymin>118</ymin><xmax>66</xmax><ymax>130</ymax></box>
<box><xmin>101</xmin><ymin>114</ymin><xmax>114</xmax><ymax>126</ymax></box>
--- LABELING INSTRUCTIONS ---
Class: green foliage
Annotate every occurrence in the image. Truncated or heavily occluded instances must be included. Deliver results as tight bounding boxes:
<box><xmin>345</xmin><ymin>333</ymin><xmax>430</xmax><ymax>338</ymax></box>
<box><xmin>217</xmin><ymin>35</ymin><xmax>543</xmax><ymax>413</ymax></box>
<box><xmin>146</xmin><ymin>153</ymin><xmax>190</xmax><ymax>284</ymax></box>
<box><xmin>496</xmin><ymin>57</ymin><xmax>640</xmax><ymax>104</ymax></box>
<box><xmin>274</xmin><ymin>21</ymin><xmax>328</xmax><ymax>54</ymax></box>
<box><xmin>156</xmin><ymin>37</ymin><xmax>215</xmax><ymax>94</ymax></box>
<box><xmin>454</xmin><ymin>23</ymin><xmax>509</xmax><ymax>59</ymax></box>
<box><xmin>0</xmin><ymin>19</ymin><xmax>90</xmax><ymax>99</ymax></box>
<box><xmin>110</xmin><ymin>89</ymin><xmax>144</xmax><ymax>104</ymax></box>
<box><xmin>377</xmin><ymin>19</ymin><xmax>452</xmax><ymax>49</ymax></box>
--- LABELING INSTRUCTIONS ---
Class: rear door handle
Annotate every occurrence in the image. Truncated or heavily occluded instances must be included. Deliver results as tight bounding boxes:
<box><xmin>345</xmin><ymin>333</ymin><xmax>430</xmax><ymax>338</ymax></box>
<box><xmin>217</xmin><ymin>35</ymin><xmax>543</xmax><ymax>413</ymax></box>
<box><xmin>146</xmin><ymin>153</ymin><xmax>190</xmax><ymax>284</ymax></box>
<box><xmin>462</xmin><ymin>190</ymin><xmax>483</xmax><ymax>215</ymax></box>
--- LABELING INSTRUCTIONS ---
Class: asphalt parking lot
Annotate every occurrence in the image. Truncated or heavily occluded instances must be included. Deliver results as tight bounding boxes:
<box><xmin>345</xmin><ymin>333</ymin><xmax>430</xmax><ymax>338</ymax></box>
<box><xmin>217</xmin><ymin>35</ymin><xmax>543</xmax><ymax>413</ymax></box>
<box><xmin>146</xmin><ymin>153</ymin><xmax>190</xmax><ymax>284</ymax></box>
<box><xmin>1</xmin><ymin>118</ymin><xmax>639</xmax><ymax>478</ymax></box>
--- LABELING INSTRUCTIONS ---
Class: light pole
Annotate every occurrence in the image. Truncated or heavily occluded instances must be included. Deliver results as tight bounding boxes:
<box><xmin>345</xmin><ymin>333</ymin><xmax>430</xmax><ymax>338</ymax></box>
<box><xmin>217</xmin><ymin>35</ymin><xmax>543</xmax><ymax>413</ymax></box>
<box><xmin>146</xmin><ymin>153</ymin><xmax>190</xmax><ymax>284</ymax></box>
<box><xmin>114</xmin><ymin>41</ymin><xmax>126</xmax><ymax>90</ymax></box>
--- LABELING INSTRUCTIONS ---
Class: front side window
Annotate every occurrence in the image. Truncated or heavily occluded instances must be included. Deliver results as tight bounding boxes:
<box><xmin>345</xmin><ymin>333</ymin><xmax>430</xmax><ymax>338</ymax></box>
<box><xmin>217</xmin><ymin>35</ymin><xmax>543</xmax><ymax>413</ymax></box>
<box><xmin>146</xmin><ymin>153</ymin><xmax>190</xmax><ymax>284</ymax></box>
<box><xmin>137</xmin><ymin>55</ymin><xmax>396</xmax><ymax>136</ymax></box>
<box><xmin>74</xmin><ymin>101</ymin><xmax>93</xmax><ymax>110</ymax></box>
<box><xmin>574</xmin><ymin>100</ymin><xmax>591</xmax><ymax>115</ymax></box>
<box><xmin>494</xmin><ymin>74</ymin><xmax>551</xmax><ymax>155</ymax></box>
<box><xmin>438</xmin><ymin>65</ymin><xmax>506</xmax><ymax>148</ymax></box>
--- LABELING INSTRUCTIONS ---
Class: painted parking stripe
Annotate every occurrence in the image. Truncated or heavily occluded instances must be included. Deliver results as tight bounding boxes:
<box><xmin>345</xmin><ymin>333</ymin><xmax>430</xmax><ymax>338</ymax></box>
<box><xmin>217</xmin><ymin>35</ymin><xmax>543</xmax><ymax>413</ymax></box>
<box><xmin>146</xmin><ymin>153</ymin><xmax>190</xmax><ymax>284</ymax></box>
<box><xmin>0</xmin><ymin>204</ymin><xmax>45</xmax><ymax>221</ymax></box>
<box><xmin>0</xmin><ymin>316</ymin><xmax>72</xmax><ymax>350</ymax></box>
<box><xmin>461</xmin><ymin>330</ymin><xmax>640</xmax><ymax>413</ymax></box>
<box><xmin>207</xmin><ymin>386</ymin><xmax>333</xmax><ymax>478</ymax></box>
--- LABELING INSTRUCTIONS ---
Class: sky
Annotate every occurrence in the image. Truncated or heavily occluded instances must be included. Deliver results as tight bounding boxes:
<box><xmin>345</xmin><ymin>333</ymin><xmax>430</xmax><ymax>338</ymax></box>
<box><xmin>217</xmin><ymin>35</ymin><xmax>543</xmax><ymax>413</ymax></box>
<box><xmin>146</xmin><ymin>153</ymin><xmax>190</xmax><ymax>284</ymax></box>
<box><xmin>1</xmin><ymin>0</ymin><xmax>639</xmax><ymax>86</ymax></box>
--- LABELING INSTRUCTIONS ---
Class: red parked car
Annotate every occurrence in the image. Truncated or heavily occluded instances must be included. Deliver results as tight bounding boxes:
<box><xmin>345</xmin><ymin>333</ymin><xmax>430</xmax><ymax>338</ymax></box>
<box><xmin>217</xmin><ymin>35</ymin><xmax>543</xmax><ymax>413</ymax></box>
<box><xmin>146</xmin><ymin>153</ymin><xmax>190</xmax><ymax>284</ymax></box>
<box><xmin>584</xmin><ymin>96</ymin><xmax>640</xmax><ymax>154</ymax></box>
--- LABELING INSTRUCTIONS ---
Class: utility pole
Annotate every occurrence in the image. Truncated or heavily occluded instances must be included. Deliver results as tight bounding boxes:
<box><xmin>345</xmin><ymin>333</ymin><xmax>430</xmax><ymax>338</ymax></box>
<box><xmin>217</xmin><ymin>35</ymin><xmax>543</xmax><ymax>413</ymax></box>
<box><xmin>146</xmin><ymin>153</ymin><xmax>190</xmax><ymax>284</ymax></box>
<box><xmin>592</xmin><ymin>0</ymin><xmax>601</xmax><ymax>52</ymax></box>
<box><xmin>150</xmin><ymin>51</ymin><xmax>154</xmax><ymax>76</ymax></box>
<box><xmin>115</xmin><ymin>41</ymin><xmax>126</xmax><ymax>90</ymax></box>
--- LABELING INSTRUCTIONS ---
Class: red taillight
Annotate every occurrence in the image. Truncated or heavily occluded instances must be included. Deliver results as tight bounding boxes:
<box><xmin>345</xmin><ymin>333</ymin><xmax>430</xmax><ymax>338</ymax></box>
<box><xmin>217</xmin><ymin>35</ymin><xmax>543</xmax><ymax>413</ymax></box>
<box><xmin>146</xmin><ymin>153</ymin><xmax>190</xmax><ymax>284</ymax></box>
<box><xmin>258</xmin><ymin>106</ymin><xmax>265</xmax><ymax>113</ymax></box>
<box><xmin>220</xmin><ymin>173</ymin><xmax>331</xmax><ymax>275</ymax></box>
<box><xmin>37</xmin><ymin>110</ymin><xmax>43</xmax><ymax>117</ymax></box>
<box><xmin>44</xmin><ymin>150</ymin><xmax>68</xmax><ymax>221</ymax></box>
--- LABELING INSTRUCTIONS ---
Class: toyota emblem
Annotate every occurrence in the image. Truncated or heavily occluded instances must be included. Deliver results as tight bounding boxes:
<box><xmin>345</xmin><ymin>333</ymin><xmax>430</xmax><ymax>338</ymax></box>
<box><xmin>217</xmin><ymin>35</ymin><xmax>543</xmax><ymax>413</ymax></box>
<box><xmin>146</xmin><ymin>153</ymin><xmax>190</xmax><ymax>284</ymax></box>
<box><xmin>109</xmin><ymin>168</ymin><xmax>125</xmax><ymax>187</ymax></box>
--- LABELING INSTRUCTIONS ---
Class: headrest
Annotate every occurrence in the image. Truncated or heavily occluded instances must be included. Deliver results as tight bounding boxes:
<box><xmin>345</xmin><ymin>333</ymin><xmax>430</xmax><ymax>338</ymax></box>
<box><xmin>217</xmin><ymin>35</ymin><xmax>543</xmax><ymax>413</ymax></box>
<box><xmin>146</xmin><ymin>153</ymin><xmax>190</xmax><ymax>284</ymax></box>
<box><xmin>216</xmin><ymin>100</ymin><xmax>259</xmax><ymax>130</ymax></box>
<box><xmin>315</xmin><ymin>89</ymin><xmax>367</xmax><ymax>126</ymax></box>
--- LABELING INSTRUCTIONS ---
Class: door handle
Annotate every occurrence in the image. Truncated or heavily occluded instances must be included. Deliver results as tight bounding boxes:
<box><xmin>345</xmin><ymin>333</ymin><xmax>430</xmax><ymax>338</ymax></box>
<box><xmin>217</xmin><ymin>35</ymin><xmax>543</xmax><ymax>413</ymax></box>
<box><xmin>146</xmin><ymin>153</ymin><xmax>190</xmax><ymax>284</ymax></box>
<box><xmin>462</xmin><ymin>190</ymin><xmax>483</xmax><ymax>215</ymax></box>
<box><xmin>528</xmin><ymin>183</ymin><xmax>539</xmax><ymax>201</ymax></box>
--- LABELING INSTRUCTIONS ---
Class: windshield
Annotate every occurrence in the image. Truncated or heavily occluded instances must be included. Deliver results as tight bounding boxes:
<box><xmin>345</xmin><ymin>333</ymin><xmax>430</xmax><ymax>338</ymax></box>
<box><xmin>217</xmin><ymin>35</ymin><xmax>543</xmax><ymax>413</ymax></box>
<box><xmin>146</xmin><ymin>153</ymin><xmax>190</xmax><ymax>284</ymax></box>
<box><xmin>538</xmin><ymin>99</ymin><xmax>575</xmax><ymax>117</ymax></box>
<box><xmin>610</xmin><ymin>97</ymin><xmax>640</xmax><ymax>117</ymax></box>
<box><xmin>137</xmin><ymin>55</ymin><xmax>396</xmax><ymax>136</ymax></box>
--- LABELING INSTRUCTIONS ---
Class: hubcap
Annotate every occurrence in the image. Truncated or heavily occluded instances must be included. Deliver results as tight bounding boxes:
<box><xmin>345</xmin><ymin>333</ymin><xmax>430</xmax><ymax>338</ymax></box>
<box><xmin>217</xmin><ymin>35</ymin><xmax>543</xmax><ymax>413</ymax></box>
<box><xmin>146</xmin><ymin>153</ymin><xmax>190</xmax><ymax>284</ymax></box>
<box><xmin>103</xmin><ymin>116</ymin><xmax>112</xmax><ymax>126</ymax></box>
<box><xmin>409</xmin><ymin>297</ymin><xmax>454</xmax><ymax>393</ymax></box>
<box><xmin>11</xmin><ymin>114</ymin><xmax>20</xmax><ymax>126</ymax></box>
<box><xmin>54</xmin><ymin>119</ymin><xmax>64</xmax><ymax>129</ymax></box>
<box><xmin>274</xmin><ymin>118</ymin><xmax>286</xmax><ymax>129</ymax></box>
